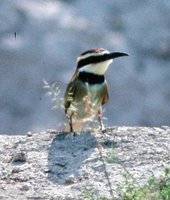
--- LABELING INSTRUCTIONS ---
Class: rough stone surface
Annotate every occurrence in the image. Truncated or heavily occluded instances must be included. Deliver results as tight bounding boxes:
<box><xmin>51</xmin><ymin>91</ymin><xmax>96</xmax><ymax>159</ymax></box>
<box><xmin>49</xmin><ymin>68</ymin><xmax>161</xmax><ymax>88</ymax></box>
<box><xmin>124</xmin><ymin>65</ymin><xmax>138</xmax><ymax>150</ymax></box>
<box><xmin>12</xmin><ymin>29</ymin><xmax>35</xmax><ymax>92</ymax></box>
<box><xmin>0</xmin><ymin>126</ymin><xmax>169</xmax><ymax>199</ymax></box>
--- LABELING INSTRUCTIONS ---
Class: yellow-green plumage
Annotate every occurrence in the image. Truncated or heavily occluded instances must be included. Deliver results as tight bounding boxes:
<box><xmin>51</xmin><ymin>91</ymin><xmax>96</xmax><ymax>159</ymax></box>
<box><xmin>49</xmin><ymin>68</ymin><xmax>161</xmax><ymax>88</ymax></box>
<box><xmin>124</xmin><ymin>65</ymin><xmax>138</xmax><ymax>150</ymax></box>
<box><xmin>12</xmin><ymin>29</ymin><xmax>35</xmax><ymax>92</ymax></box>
<box><xmin>64</xmin><ymin>72</ymin><xmax>109</xmax><ymax>122</ymax></box>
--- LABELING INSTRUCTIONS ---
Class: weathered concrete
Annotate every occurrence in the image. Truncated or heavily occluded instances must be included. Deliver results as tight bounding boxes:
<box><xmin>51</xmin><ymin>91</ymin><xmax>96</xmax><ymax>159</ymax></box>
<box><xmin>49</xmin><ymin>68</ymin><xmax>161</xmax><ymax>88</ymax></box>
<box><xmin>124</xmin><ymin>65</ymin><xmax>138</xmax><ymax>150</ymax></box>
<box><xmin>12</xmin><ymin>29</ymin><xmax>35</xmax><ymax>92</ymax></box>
<box><xmin>0</xmin><ymin>126</ymin><xmax>169</xmax><ymax>199</ymax></box>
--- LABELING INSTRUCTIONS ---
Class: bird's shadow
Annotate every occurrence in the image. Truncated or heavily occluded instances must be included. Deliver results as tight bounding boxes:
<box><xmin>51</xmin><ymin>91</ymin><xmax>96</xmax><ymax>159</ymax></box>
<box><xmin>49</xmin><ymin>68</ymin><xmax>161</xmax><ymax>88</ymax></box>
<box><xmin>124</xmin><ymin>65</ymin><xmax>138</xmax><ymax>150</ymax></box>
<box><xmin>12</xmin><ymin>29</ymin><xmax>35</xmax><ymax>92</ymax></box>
<box><xmin>47</xmin><ymin>131</ymin><xmax>98</xmax><ymax>184</ymax></box>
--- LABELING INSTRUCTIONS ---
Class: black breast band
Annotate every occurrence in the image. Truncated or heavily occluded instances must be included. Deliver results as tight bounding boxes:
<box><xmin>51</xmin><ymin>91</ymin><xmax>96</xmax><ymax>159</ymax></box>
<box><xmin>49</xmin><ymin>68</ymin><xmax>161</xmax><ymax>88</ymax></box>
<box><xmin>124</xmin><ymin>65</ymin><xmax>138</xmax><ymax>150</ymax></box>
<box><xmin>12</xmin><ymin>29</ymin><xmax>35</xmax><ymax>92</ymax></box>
<box><xmin>78</xmin><ymin>72</ymin><xmax>105</xmax><ymax>84</ymax></box>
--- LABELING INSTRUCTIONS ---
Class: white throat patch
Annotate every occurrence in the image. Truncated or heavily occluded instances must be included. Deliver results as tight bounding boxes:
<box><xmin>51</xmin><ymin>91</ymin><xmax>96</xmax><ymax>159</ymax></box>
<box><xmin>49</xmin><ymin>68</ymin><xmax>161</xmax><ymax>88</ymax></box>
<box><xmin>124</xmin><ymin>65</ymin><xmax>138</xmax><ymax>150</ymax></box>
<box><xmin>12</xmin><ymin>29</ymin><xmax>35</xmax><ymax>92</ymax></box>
<box><xmin>79</xmin><ymin>60</ymin><xmax>113</xmax><ymax>75</ymax></box>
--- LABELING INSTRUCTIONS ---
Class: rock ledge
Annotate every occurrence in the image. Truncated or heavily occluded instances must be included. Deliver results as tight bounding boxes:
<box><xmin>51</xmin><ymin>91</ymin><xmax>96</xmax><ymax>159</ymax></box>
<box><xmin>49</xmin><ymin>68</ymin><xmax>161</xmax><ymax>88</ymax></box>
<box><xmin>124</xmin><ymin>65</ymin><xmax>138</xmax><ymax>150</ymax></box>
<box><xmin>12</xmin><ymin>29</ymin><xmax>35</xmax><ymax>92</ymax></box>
<box><xmin>0</xmin><ymin>126</ymin><xmax>169</xmax><ymax>199</ymax></box>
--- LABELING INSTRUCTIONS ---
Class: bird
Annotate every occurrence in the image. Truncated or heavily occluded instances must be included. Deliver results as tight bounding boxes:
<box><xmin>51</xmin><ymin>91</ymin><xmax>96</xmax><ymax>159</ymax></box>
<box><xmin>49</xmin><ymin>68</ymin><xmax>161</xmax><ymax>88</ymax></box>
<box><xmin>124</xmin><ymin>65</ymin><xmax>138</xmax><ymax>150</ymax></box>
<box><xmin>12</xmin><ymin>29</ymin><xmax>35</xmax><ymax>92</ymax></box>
<box><xmin>64</xmin><ymin>48</ymin><xmax>128</xmax><ymax>133</ymax></box>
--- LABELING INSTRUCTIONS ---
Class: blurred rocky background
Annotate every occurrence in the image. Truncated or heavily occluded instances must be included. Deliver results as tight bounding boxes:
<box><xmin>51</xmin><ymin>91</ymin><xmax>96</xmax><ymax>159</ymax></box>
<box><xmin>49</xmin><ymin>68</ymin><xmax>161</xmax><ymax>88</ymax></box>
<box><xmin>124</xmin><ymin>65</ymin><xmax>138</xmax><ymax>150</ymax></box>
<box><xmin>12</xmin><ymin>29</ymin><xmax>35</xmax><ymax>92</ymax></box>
<box><xmin>0</xmin><ymin>0</ymin><xmax>170</xmax><ymax>134</ymax></box>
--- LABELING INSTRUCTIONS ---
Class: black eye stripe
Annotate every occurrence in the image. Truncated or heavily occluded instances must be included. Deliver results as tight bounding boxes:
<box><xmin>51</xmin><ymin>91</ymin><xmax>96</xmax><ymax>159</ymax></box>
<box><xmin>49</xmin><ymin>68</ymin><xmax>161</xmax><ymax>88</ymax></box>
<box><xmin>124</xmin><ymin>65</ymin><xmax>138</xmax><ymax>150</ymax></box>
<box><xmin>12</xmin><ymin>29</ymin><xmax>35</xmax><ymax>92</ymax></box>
<box><xmin>77</xmin><ymin>54</ymin><xmax>109</xmax><ymax>68</ymax></box>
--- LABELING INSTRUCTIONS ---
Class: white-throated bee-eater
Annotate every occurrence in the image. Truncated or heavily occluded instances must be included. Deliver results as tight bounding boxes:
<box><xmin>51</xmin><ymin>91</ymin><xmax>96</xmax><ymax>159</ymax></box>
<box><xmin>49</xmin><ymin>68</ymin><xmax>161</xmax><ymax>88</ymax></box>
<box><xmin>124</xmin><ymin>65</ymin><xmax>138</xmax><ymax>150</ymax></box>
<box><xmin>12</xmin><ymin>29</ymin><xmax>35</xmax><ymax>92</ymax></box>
<box><xmin>64</xmin><ymin>48</ymin><xmax>128</xmax><ymax>132</ymax></box>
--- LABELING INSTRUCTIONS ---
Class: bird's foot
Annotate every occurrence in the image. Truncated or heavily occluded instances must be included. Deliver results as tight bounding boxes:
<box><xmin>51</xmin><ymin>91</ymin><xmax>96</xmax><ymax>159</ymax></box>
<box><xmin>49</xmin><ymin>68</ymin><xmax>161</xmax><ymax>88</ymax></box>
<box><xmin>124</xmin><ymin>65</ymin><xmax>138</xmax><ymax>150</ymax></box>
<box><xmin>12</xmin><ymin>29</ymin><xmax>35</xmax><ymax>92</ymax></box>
<box><xmin>101</xmin><ymin>128</ymin><xmax>107</xmax><ymax>133</ymax></box>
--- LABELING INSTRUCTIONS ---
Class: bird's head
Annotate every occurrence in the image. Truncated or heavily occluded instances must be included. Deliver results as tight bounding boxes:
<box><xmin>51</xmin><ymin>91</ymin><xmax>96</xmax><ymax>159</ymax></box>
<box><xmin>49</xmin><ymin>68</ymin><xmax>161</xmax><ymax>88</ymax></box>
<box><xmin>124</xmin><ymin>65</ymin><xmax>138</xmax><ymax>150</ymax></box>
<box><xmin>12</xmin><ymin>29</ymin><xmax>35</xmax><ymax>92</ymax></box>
<box><xmin>77</xmin><ymin>48</ymin><xmax>128</xmax><ymax>75</ymax></box>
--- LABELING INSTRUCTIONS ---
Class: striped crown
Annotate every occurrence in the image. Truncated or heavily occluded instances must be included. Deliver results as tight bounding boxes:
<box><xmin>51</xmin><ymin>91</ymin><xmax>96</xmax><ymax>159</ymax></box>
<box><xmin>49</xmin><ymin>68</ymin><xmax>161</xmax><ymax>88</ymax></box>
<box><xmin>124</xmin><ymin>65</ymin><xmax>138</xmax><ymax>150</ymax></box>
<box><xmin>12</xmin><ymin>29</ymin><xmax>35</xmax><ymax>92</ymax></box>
<box><xmin>77</xmin><ymin>48</ymin><xmax>110</xmax><ymax>68</ymax></box>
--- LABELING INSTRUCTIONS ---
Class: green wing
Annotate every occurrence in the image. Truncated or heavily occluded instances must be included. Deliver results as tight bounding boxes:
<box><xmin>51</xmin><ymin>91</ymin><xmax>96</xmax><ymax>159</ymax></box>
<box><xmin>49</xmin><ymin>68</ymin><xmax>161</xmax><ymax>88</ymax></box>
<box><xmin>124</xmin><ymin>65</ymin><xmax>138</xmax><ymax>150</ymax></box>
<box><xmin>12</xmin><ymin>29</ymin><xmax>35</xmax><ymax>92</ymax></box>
<box><xmin>64</xmin><ymin>81</ymin><xmax>77</xmax><ymax>112</ymax></box>
<box><xmin>64</xmin><ymin>73</ymin><xmax>87</xmax><ymax>112</ymax></box>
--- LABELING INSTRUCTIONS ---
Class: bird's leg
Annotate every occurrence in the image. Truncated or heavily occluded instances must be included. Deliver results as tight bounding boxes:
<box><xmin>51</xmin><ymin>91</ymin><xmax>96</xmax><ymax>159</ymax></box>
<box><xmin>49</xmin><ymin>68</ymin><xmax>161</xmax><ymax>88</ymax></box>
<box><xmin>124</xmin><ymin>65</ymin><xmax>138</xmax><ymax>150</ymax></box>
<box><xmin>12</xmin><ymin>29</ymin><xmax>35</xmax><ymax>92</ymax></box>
<box><xmin>98</xmin><ymin>108</ymin><xmax>106</xmax><ymax>133</ymax></box>
<box><xmin>69</xmin><ymin>114</ymin><xmax>73</xmax><ymax>132</ymax></box>
<box><xmin>64</xmin><ymin>113</ymin><xmax>82</xmax><ymax>133</ymax></box>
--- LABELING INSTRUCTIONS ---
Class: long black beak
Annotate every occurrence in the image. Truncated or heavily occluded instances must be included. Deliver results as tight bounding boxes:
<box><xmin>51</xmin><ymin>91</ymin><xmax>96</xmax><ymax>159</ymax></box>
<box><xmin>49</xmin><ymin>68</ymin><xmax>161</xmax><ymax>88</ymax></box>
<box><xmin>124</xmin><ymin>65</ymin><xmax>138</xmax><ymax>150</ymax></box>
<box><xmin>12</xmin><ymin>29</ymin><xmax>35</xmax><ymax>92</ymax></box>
<box><xmin>106</xmin><ymin>52</ymin><xmax>129</xmax><ymax>60</ymax></box>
